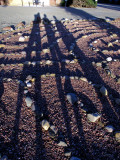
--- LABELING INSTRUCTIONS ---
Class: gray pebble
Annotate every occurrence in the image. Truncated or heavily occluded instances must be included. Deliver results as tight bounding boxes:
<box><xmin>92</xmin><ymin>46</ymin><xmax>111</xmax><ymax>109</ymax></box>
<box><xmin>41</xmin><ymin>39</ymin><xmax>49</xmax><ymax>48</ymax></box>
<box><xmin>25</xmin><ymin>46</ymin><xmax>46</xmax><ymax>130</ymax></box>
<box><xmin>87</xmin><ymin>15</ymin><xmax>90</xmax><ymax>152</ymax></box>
<box><xmin>25</xmin><ymin>97</ymin><xmax>33</xmax><ymax>107</ymax></box>
<box><xmin>67</xmin><ymin>93</ymin><xmax>78</xmax><ymax>105</ymax></box>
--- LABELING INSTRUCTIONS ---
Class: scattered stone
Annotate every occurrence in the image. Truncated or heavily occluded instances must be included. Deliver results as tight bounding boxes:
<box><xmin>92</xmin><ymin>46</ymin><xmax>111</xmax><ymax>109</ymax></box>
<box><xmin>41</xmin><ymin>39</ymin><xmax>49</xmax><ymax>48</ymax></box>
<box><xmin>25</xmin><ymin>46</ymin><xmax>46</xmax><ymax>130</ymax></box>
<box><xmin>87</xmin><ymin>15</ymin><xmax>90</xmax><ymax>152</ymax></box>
<box><xmin>67</xmin><ymin>93</ymin><xmax>78</xmax><ymax>105</ymax></box>
<box><xmin>115</xmin><ymin>132</ymin><xmax>120</xmax><ymax>142</ymax></box>
<box><xmin>19</xmin><ymin>36</ymin><xmax>25</xmax><ymax>42</ymax></box>
<box><xmin>116</xmin><ymin>78</ymin><xmax>120</xmax><ymax>84</ymax></box>
<box><xmin>112</xmin><ymin>34</ymin><xmax>117</xmax><ymax>37</ymax></box>
<box><xmin>96</xmin><ymin>62</ymin><xmax>102</xmax><ymax>67</ymax></box>
<box><xmin>106</xmin><ymin>57</ymin><xmax>112</xmax><ymax>62</ymax></box>
<box><xmin>79</xmin><ymin>77</ymin><xmax>88</xmax><ymax>82</ymax></box>
<box><xmin>57</xmin><ymin>140</ymin><xmax>67</xmax><ymax>147</ymax></box>
<box><xmin>64</xmin><ymin>150</ymin><xmax>72</xmax><ymax>157</ymax></box>
<box><xmin>42</xmin><ymin>48</ymin><xmax>50</xmax><ymax>53</ymax></box>
<box><xmin>25</xmin><ymin>97</ymin><xmax>33</xmax><ymax>107</ymax></box>
<box><xmin>0</xmin><ymin>44</ymin><xmax>5</xmax><ymax>48</ymax></box>
<box><xmin>18</xmin><ymin>32</ymin><xmax>22</xmax><ymax>36</ymax></box>
<box><xmin>110</xmin><ymin>72</ymin><xmax>116</xmax><ymax>79</ymax></box>
<box><xmin>21</xmin><ymin>51</ymin><xmax>26</xmax><ymax>55</ymax></box>
<box><xmin>115</xmin><ymin>98</ymin><xmax>120</xmax><ymax>105</ymax></box>
<box><xmin>26</xmin><ymin>75</ymin><xmax>32</xmax><ymax>81</ymax></box>
<box><xmin>70</xmin><ymin>156</ymin><xmax>81</xmax><ymax>160</ymax></box>
<box><xmin>27</xmin><ymin>82</ymin><xmax>32</xmax><ymax>88</ymax></box>
<box><xmin>24</xmin><ymin>89</ymin><xmax>28</xmax><ymax>94</ymax></box>
<box><xmin>108</xmin><ymin>42</ymin><xmax>113</xmax><ymax>47</ymax></box>
<box><xmin>31</xmin><ymin>61</ymin><xmax>36</xmax><ymax>66</ymax></box>
<box><xmin>70</xmin><ymin>76</ymin><xmax>75</xmax><ymax>80</ymax></box>
<box><xmin>105</xmin><ymin>69</ymin><xmax>111</xmax><ymax>76</ymax></box>
<box><xmin>46</xmin><ymin>60</ymin><xmax>52</xmax><ymax>65</ymax></box>
<box><xmin>82</xmin><ymin>35</ymin><xmax>87</xmax><ymax>38</ymax></box>
<box><xmin>87</xmin><ymin>113</ymin><xmax>101</xmax><ymax>122</ymax></box>
<box><xmin>100</xmin><ymin>86</ymin><xmax>108</xmax><ymax>96</ymax></box>
<box><xmin>24</xmin><ymin>61</ymin><xmax>31</xmax><ymax>65</ymax></box>
<box><xmin>105</xmin><ymin>125</ymin><xmax>114</xmax><ymax>133</ymax></box>
<box><xmin>51</xmin><ymin>20</ymin><xmax>56</xmax><ymax>25</ymax></box>
<box><xmin>41</xmin><ymin>119</ymin><xmax>50</xmax><ymax>131</ymax></box>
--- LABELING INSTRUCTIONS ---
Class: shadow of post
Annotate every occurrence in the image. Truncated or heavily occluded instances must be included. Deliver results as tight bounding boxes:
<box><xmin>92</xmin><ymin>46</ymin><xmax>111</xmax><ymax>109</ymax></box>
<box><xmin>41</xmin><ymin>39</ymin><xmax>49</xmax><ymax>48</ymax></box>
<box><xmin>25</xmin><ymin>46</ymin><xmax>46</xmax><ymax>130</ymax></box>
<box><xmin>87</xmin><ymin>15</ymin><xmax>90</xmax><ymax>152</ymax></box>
<box><xmin>9</xmin><ymin>13</ymin><xmax>47</xmax><ymax>159</ymax></box>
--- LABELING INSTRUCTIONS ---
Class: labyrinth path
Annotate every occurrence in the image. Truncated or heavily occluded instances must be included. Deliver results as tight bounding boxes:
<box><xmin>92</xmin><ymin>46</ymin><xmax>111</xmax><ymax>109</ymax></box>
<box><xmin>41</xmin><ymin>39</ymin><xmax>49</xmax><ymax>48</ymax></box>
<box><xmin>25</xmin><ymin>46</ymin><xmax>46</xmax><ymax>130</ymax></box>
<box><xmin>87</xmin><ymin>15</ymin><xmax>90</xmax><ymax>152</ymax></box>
<box><xmin>0</xmin><ymin>15</ymin><xmax>120</xmax><ymax>160</ymax></box>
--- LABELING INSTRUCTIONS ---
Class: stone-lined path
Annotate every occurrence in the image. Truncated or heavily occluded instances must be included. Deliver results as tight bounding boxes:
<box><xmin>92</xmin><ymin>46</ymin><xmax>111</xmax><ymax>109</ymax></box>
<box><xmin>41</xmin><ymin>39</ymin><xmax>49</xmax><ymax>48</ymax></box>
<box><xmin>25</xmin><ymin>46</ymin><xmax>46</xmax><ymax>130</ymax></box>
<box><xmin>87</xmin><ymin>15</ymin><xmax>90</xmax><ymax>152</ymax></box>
<box><xmin>0</xmin><ymin>15</ymin><xmax>120</xmax><ymax>159</ymax></box>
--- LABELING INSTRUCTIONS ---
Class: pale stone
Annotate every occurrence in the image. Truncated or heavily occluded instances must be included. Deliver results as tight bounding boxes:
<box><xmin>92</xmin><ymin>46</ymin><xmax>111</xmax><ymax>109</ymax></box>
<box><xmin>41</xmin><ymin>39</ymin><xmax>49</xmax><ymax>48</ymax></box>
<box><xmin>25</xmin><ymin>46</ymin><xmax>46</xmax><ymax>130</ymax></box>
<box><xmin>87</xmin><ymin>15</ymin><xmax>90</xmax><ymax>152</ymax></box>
<box><xmin>105</xmin><ymin>125</ymin><xmax>114</xmax><ymax>133</ymax></box>
<box><xmin>115</xmin><ymin>132</ymin><xmax>120</xmax><ymax>142</ymax></box>
<box><xmin>80</xmin><ymin>77</ymin><xmax>88</xmax><ymax>82</ymax></box>
<box><xmin>57</xmin><ymin>141</ymin><xmax>67</xmax><ymax>147</ymax></box>
<box><xmin>19</xmin><ymin>36</ymin><xmax>25</xmax><ymax>42</ymax></box>
<box><xmin>25</xmin><ymin>97</ymin><xmax>33</xmax><ymax>107</ymax></box>
<box><xmin>87</xmin><ymin>113</ymin><xmax>101</xmax><ymax>122</ymax></box>
<box><xmin>42</xmin><ymin>48</ymin><xmax>50</xmax><ymax>53</ymax></box>
<box><xmin>41</xmin><ymin>119</ymin><xmax>50</xmax><ymax>130</ymax></box>
<box><xmin>0</xmin><ymin>44</ymin><xmax>5</xmax><ymax>48</ymax></box>
<box><xmin>106</xmin><ymin>57</ymin><xmax>112</xmax><ymax>62</ymax></box>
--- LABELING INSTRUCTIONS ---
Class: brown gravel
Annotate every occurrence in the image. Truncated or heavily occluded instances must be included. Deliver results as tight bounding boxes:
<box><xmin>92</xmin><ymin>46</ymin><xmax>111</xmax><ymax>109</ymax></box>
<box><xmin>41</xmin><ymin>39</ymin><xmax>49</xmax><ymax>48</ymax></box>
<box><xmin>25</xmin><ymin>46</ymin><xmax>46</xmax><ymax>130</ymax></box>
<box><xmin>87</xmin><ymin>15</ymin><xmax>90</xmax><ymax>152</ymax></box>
<box><xmin>0</xmin><ymin>18</ymin><xmax>120</xmax><ymax>160</ymax></box>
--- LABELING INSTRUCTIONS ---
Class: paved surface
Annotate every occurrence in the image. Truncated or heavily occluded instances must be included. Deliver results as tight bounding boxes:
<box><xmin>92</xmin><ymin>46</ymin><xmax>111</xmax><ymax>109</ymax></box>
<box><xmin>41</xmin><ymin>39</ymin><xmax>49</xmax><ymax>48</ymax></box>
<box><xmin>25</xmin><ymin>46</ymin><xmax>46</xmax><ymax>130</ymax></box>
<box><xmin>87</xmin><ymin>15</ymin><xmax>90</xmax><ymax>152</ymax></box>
<box><xmin>0</xmin><ymin>3</ymin><xmax>120</xmax><ymax>32</ymax></box>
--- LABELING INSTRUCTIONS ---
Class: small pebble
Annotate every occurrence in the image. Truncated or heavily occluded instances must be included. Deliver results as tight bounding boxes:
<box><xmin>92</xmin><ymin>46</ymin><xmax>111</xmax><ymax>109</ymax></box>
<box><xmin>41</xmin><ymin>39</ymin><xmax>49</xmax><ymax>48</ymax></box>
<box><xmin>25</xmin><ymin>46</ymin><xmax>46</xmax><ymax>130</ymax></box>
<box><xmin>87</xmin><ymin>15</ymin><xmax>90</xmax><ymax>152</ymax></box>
<box><xmin>41</xmin><ymin>119</ymin><xmax>50</xmax><ymax>131</ymax></box>
<box><xmin>105</xmin><ymin>125</ymin><xmax>114</xmax><ymax>133</ymax></box>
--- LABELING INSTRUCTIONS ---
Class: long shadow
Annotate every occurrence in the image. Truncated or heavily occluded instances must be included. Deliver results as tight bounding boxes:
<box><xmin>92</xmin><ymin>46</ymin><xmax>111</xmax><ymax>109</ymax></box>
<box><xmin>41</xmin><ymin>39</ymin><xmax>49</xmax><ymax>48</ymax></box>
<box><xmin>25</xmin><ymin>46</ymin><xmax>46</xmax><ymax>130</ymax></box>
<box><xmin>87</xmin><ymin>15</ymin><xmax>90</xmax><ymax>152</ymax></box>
<box><xmin>44</xmin><ymin>14</ymin><xmax>98</xmax><ymax>159</ymax></box>
<box><xmin>43</xmin><ymin>14</ymin><xmax>73</xmax><ymax>146</ymax></box>
<box><xmin>0</xmin><ymin>13</ymin><xmax>47</xmax><ymax>159</ymax></box>
<box><xmin>53</xmin><ymin>14</ymin><xmax>120</xmax><ymax>157</ymax></box>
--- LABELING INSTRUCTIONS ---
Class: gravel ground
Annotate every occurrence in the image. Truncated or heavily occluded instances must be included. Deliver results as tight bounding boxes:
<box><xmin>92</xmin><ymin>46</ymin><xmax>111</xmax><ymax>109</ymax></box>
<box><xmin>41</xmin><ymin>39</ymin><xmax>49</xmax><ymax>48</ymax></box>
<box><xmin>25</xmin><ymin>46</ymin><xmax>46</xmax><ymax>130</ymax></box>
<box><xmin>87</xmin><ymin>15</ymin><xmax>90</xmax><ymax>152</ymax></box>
<box><xmin>0</xmin><ymin>17</ymin><xmax>120</xmax><ymax>160</ymax></box>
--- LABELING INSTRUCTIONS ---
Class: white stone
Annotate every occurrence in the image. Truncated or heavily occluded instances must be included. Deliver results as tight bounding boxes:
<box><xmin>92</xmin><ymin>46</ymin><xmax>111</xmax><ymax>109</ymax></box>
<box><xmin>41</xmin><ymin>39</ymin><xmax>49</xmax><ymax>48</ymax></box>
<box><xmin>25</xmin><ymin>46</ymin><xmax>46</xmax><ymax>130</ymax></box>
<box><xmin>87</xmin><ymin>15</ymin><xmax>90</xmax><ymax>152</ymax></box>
<box><xmin>25</xmin><ymin>97</ymin><xmax>33</xmax><ymax>107</ymax></box>
<box><xmin>106</xmin><ymin>57</ymin><xmax>112</xmax><ymax>62</ymax></box>
<box><xmin>87</xmin><ymin>113</ymin><xmax>101</xmax><ymax>122</ymax></box>
<box><xmin>19</xmin><ymin>36</ymin><xmax>25</xmax><ymax>42</ymax></box>
<box><xmin>41</xmin><ymin>119</ymin><xmax>50</xmax><ymax>130</ymax></box>
<box><xmin>57</xmin><ymin>141</ymin><xmax>67</xmax><ymax>147</ymax></box>
<box><xmin>105</xmin><ymin>125</ymin><xmax>114</xmax><ymax>133</ymax></box>
<box><xmin>27</xmin><ymin>82</ymin><xmax>32</xmax><ymax>88</ymax></box>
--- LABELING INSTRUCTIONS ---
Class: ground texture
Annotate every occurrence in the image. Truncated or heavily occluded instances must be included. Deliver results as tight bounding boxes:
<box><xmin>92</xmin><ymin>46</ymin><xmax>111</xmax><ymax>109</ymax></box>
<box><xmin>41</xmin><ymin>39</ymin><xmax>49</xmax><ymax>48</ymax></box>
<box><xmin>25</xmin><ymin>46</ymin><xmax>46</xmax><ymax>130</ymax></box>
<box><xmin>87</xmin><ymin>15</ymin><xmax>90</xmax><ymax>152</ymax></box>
<box><xmin>0</xmin><ymin>17</ymin><xmax>120</xmax><ymax>160</ymax></box>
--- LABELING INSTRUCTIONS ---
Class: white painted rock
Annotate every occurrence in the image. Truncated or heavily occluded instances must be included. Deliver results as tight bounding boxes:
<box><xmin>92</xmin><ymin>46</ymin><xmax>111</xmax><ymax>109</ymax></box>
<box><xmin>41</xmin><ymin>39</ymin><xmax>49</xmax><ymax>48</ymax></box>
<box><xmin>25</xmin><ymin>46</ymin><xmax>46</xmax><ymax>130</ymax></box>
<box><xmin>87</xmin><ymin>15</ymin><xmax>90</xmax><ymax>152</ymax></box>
<box><xmin>105</xmin><ymin>125</ymin><xmax>114</xmax><ymax>133</ymax></box>
<box><xmin>100</xmin><ymin>86</ymin><xmax>108</xmax><ymax>96</ymax></box>
<box><xmin>19</xmin><ymin>36</ymin><xmax>25</xmax><ymax>42</ymax></box>
<box><xmin>87</xmin><ymin>113</ymin><xmax>101</xmax><ymax>122</ymax></box>
<box><xmin>27</xmin><ymin>82</ymin><xmax>32</xmax><ymax>88</ymax></box>
<box><xmin>41</xmin><ymin>119</ymin><xmax>50</xmax><ymax>130</ymax></box>
<box><xmin>115</xmin><ymin>132</ymin><xmax>120</xmax><ymax>142</ymax></box>
<box><xmin>57</xmin><ymin>140</ymin><xmax>67</xmax><ymax>147</ymax></box>
<box><xmin>106</xmin><ymin>57</ymin><xmax>112</xmax><ymax>62</ymax></box>
<box><xmin>25</xmin><ymin>97</ymin><xmax>33</xmax><ymax>107</ymax></box>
